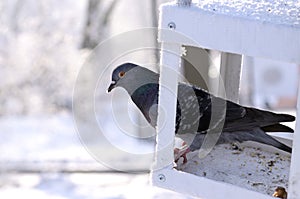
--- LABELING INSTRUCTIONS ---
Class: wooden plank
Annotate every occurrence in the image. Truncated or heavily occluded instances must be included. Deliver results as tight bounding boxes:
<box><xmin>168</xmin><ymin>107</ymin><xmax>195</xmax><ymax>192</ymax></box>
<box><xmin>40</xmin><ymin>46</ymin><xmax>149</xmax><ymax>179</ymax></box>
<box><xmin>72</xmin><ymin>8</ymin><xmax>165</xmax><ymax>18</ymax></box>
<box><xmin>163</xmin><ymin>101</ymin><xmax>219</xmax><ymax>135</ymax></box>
<box><xmin>153</xmin><ymin>42</ymin><xmax>182</xmax><ymax>170</ymax></box>
<box><xmin>219</xmin><ymin>52</ymin><xmax>242</xmax><ymax>102</ymax></box>
<box><xmin>151</xmin><ymin>168</ymin><xmax>273</xmax><ymax>199</ymax></box>
<box><xmin>288</xmin><ymin>79</ymin><xmax>300</xmax><ymax>199</ymax></box>
<box><xmin>159</xmin><ymin>3</ymin><xmax>300</xmax><ymax>63</ymax></box>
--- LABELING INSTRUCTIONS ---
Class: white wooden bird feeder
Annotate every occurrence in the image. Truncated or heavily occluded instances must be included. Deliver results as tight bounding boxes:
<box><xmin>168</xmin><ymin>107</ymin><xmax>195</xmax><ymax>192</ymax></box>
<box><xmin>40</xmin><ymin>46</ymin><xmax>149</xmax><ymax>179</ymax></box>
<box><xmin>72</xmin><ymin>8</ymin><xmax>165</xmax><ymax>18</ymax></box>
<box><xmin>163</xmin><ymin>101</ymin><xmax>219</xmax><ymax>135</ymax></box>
<box><xmin>150</xmin><ymin>0</ymin><xmax>300</xmax><ymax>198</ymax></box>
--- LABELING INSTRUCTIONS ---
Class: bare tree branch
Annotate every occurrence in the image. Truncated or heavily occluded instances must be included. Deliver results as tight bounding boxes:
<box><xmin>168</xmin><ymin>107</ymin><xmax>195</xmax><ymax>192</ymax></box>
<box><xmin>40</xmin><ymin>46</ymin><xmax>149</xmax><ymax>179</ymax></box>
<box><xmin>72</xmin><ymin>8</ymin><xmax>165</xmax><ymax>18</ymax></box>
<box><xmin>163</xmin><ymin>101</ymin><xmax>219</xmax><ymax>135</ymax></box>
<box><xmin>81</xmin><ymin>0</ymin><xmax>119</xmax><ymax>49</ymax></box>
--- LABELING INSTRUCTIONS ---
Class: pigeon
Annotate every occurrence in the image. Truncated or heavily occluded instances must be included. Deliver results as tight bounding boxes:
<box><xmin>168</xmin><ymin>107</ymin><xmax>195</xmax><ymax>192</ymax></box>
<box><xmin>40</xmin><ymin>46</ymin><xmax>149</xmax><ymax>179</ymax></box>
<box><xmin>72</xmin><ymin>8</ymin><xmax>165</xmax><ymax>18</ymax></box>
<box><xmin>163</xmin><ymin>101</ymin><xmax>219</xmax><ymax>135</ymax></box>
<box><xmin>108</xmin><ymin>63</ymin><xmax>295</xmax><ymax>162</ymax></box>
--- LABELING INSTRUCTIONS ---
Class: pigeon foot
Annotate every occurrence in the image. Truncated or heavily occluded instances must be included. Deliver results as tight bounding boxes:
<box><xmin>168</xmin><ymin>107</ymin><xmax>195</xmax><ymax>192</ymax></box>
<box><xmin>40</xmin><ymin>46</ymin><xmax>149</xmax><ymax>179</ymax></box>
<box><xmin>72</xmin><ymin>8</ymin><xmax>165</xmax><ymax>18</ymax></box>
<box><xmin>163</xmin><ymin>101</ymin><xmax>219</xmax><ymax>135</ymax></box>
<box><xmin>174</xmin><ymin>141</ymin><xmax>191</xmax><ymax>164</ymax></box>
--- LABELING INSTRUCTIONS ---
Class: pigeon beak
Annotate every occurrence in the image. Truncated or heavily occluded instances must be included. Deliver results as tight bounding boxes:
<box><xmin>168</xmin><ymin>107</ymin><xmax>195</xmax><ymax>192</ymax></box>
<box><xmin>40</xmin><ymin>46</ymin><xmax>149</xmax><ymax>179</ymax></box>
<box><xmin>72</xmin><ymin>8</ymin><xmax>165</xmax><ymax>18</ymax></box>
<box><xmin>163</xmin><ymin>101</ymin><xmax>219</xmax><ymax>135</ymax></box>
<box><xmin>107</xmin><ymin>81</ymin><xmax>116</xmax><ymax>93</ymax></box>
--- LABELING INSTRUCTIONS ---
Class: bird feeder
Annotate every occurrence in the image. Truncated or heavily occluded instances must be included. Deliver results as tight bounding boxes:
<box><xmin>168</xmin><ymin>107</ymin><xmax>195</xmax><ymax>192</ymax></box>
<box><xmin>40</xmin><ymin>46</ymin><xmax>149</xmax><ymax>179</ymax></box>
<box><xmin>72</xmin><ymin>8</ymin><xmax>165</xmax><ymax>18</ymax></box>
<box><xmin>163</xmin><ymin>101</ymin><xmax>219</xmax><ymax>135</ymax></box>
<box><xmin>150</xmin><ymin>0</ymin><xmax>300</xmax><ymax>199</ymax></box>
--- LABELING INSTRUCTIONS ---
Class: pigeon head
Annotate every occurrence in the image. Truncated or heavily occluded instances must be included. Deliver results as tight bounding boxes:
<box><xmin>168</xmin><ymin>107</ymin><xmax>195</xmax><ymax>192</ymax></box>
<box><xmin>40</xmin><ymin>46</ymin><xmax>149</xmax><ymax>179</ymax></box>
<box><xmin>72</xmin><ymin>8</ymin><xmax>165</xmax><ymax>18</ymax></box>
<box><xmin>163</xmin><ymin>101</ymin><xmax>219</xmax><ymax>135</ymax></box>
<box><xmin>107</xmin><ymin>63</ymin><xmax>139</xmax><ymax>92</ymax></box>
<box><xmin>108</xmin><ymin>63</ymin><xmax>159</xmax><ymax>94</ymax></box>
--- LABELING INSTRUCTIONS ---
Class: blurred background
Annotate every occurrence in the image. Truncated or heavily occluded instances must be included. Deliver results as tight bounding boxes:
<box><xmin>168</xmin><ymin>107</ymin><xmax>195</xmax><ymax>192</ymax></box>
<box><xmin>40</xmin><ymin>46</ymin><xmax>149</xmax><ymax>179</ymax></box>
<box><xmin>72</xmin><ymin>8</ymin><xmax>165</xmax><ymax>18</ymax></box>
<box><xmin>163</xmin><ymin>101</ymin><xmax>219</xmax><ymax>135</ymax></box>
<box><xmin>0</xmin><ymin>0</ymin><xmax>298</xmax><ymax>198</ymax></box>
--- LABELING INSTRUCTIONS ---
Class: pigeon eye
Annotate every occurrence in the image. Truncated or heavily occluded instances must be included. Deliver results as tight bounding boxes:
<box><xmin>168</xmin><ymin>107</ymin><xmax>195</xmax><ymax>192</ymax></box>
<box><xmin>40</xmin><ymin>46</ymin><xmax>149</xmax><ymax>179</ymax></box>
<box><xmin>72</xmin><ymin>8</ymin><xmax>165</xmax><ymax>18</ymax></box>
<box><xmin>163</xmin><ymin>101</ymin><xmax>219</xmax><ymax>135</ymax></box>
<box><xmin>118</xmin><ymin>71</ymin><xmax>125</xmax><ymax>78</ymax></box>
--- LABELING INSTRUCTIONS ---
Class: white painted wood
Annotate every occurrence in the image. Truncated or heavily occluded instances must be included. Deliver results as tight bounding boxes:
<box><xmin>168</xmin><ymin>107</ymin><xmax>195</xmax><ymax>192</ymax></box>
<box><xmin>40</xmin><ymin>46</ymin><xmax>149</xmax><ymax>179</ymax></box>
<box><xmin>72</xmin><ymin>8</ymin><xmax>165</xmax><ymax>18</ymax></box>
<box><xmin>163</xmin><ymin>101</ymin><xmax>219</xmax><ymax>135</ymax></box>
<box><xmin>288</xmin><ymin>81</ymin><xmax>300</xmax><ymax>199</ymax></box>
<box><xmin>153</xmin><ymin>42</ymin><xmax>182</xmax><ymax>170</ymax></box>
<box><xmin>151</xmin><ymin>168</ymin><xmax>273</xmax><ymax>199</ymax></box>
<box><xmin>154</xmin><ymin>1</ymin><xmax>300</xmax><ymax>198</ymax></box>
<box><xmin>159</xmin><ymin>2</ymin><xmax>300</xmax><ymax>63</ymax></box>
<box><xmin>219</xmin><ymin>52</ymin><xmax>242</xmax><ymax>102</ymax></box>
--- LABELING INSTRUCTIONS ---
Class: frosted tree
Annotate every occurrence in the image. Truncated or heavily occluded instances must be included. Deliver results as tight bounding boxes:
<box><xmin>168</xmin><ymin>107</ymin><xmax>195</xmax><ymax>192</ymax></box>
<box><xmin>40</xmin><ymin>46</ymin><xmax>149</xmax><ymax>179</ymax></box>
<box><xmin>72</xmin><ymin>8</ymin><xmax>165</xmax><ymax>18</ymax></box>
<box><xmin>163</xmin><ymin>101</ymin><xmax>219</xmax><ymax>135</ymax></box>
<box><xmin>81</xmin><ymin>0</ymin><xmax>119</xmax><ymax>49</ymax></box>
<box><xmin>0</xmin><ymin>0</ymin><xmax>86</xmax><ymax>115</ymax></box>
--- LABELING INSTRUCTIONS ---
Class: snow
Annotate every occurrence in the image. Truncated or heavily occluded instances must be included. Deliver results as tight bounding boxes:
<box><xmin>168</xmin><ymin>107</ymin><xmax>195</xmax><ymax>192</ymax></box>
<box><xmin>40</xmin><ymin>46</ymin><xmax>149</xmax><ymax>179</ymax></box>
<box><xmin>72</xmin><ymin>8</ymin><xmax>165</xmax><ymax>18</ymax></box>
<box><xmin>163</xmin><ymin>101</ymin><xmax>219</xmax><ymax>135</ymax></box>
<box><xmin>0</xmin><ymin>173</ymin><xmax>193</xmax><ymax>199</ymax></box>
<box><xmin>177</xmin><ymin>142</ymin><xmax>291</xmax><ymax>196</ymax></box>
<box><xmin>0</xmin><ymin>112</ymin><xmax>156</xmax><ymax>169</ymax></box>
<box><xmin>0</xmin><ymin>113</ymin><xmax>191</xmax><ymax>199</ymax></box>
<box><xmin>194</xmin><ymin>0</ymin><xmax>300</xmax><ymax>26</ymax></box>
<box><xmin>0</xmin><ymin>113</ymin><xmax>88</xmax><ymax>161</ymax></box>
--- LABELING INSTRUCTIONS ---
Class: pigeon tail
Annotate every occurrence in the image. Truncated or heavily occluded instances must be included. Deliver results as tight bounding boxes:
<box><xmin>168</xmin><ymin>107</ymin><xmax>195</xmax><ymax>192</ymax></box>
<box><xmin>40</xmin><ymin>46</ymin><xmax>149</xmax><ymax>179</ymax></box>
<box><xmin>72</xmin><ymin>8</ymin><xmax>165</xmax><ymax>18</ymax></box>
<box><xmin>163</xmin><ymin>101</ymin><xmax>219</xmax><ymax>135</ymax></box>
<box><xmin>261</xmin><ymin>124</ymin><xmax>294</xmax><ymax>133</ymax></box>
<box><xmin>189</xmin><ymin>128</ymin><xmax>292</xmax><ymax>153</ymax></box>
<box><xmin>246</xmin><ymin>128</ymin><xmax>292</xmax><ymax>153</ymax></box>
<box><xmin>222</xmin><ymin>107</ymin><xmax>295</xmax><ymax>132</ymax></box>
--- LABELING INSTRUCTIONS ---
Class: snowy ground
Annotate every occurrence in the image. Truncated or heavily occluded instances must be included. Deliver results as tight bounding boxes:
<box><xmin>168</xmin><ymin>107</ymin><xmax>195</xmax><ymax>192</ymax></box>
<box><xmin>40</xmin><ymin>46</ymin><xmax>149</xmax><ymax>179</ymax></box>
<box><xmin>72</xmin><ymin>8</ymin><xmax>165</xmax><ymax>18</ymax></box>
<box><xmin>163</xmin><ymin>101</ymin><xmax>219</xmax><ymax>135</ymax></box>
<box><xmin>0</xmin><ymin>173</ymin><xmax>193</xmax><ymax>199</ymax></box>
<box><xmin>177</xmin><ymin>142</ymin><xmax>291</xmax><ymax>196</ymax></box>
<box><xmin>0</xmin><ymin>113</ymin><xmax>191</xmax><ymax>199</ymax></box>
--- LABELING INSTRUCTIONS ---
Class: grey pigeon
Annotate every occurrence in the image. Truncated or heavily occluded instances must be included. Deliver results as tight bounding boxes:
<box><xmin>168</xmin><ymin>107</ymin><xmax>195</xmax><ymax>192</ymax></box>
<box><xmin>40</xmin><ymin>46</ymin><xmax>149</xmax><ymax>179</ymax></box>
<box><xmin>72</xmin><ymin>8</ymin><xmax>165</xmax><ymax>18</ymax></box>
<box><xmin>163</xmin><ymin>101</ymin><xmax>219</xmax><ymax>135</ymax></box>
<box><xmin>108</xmin><ymin>63</ymin><xmax>295</xmax><ymax>161</ymax></box>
